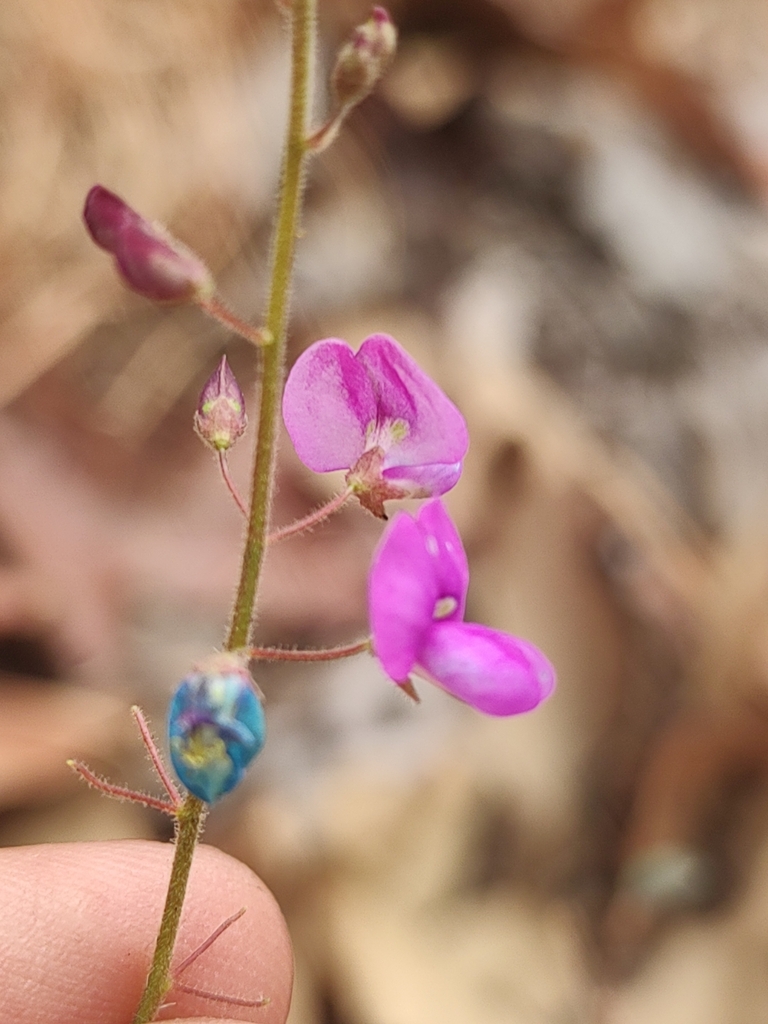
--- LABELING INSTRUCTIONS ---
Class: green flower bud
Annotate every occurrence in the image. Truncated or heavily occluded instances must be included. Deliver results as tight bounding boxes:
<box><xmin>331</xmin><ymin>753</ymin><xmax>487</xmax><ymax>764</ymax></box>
<box><xmin>332</xmin><ymin>7</ymin><xmax>397</xmax><ymax>111</ymax></box>
<box><xmin>194</xmin><ymin>356</ymin><xmax>247</xmax><ymax>452</ymax></box>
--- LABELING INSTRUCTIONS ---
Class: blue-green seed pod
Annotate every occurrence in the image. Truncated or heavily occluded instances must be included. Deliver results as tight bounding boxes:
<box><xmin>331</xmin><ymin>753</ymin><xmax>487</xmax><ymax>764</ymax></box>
<box><xmin>168</xmin><ymin>653</ymin><xmax>265</xmax><ymax>803</ymax></box>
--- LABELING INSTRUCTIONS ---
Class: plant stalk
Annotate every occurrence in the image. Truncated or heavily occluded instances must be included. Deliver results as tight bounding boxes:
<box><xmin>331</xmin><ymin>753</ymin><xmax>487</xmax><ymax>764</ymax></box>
<box><xmin>132</xmin><ymin>795</ymin><xmax>205</xmax><ymax>1023</ymax></box>
<box><xmin>226</xmin><ymin>0</ymin><xmax>316</xmax><ymax>651</ymax></box>
<box><xmin>132</xmin><ymin>0</ymin><xmax>315</xmax><ymax>1017</ymax></box>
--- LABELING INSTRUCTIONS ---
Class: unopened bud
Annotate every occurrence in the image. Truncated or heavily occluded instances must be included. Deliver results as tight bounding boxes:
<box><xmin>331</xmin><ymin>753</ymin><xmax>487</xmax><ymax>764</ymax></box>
<box><xmin>194</xmin><ymin>356</ymin><xmax>247</xmax><ymax>452</ymax></box>
<box><xmin>83</xmin><ymin>185</ymin><xmax>215</xmax><ymax>304</ymax></box>
<box><xmin>332</xmin><ymin>7</ymin><xmax>397</xmax><ymax>111</ymax></box>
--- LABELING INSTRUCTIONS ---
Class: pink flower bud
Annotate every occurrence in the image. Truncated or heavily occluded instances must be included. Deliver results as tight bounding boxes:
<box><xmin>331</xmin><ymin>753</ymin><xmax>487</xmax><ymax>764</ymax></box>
<box><xmin>194</xmin><ymin>356</ymin><xmax>247</xmax><ymax>452</ymax></box>
<box><xmin>332</xmin><ymin>7</ymin><xmax>397</xmax><ymax>111</ymax></box>
<box><xmin>83</xmin><ymin>185</ymin><xmax>215</xmax><ymax>304</ymax></box>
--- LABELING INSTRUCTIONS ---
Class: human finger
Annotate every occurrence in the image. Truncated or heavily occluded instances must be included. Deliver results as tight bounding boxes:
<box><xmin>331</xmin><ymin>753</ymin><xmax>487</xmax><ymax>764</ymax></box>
<box><xmin>0</xmin><ymin>839</ymin><xmax>292</xmax><ymax>1023</ymax></box>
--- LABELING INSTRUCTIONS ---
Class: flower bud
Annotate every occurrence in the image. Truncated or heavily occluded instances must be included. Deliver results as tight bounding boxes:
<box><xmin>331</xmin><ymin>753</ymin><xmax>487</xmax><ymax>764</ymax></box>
<box><xmin>168</xmin><ymin>652</ymin><xmax>265</xmax><ymax>804</ymax></box>
<box><xmin>194</xmin><ymin>356</ymin><xmax>247</xmax><ymax>452</ymax></box>
<box><xmin>83</xmin><ymin>185</ymin><xmax>215</xmax><ymax>304</ymax></box>
<box><xmin>332</xmin><ymin>7</ymin><xmax>397</xmax><ymax>111</ymax></box>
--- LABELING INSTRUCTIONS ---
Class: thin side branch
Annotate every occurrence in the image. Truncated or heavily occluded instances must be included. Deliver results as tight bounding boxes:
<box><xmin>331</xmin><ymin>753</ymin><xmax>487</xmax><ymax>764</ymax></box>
<box><xmin>268</xmin><ymin>488</ymin><xmax>352</xmax><ymax>543</ymax></box>
<box><xmin>175</xmin><ymin>908</ymin><xmax>247</xmax><ymax>976</ymax></box>
<box><xmin>248</xmin><ymin>637</ymin><xmax>371</xmax><ymax>662</ymax></box>
<box><xmin>199</xmin><ymin>295</ymin><xmax>271</xmax><ymax>348</ymax></box>
<box><xmin>172</xmin><ymin>907</ymin><xmax>268</xmax><ymax>1010</ymax></box>
<box><xmin>67</xmin><ymin>760</ymin><xmax>178</xmax><ymax>817</ymax></box>
<box><xmin>217</xmin><ymin>451</ymin><xmax>249</xmax><ymax>518</ymax></box>
<box><xmin>131</xmin><ymin>706</ymin><xmax>183</xmax><ymax>806</ymax></box>
<box><xmin>174</xmin><ymin>982</ymin><xmax>269</xmax><ymax>1008</ymax></box>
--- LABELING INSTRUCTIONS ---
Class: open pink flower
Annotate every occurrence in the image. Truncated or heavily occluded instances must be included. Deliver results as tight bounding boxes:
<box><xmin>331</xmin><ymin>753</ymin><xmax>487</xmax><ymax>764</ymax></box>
<box><xmin>368</xmin><ymin>499</ymin><xmax>555</xmax><ymax>715</ymax></box>
<box><xmin>282</xmin><ymin>334</ymin><xmax>469</xmax><ymax>517</ymax></box>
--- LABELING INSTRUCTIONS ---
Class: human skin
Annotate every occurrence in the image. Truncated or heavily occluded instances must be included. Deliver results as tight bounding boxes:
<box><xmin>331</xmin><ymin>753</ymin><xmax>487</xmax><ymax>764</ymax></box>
<box><xmin>0</xmin><ymin>840</ymin><xmax>293</xmax><ymax>1023</ymax></box>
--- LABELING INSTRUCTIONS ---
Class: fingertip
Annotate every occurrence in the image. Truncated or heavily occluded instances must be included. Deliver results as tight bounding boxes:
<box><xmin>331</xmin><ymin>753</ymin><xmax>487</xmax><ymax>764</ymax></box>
<box><xmin>0</xmin><ymin>840</ymin><xmax>292</xmax><ymax>1024</ymax></box>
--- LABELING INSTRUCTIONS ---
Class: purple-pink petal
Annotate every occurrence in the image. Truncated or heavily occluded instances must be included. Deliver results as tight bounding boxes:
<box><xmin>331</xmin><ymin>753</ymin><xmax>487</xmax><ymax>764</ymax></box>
<box><xmin>83</xmin><ymin>185</ymin><xmax>213</xmax><ymax>303</ymax></box>
<box><xmin>112</xmin><ymin>227</ymin><xmax>195</xmax><ymax>303</ymax></box>
<box><xmin>83</xmin><ymin>185</ymin><xmax>129</xmax><ymax>250</ymax></box>
<box><xmin>418</xmin><ymin>621</ymin><xmax>556</xmax><ymax>716</ymax></box>
<box><xmin>357</xmin><ymin>335</ymin><xmax>468</xmax><ymax>470</ymax></box>
<box><xmin>382</xmin><ymin>461</ymin><xmax>463</xmax><ymax>500</ymax></box>
<box><xmin>413</xmin><ymin>499</ymin><xmax>468</xmax><ymax>620</ymax></box>
<box><xmin>282</xmin><ymin>335</ymin><xmax>468</xmax><ymax>501</ymax></box>
<box><xmin>282</xmin><ymin>338</ymin><xmax>374</xmax><ymax>472</ymax></box>
<box><xmin>368</xmin><ymin>511</ymin><xmax>438</xmax><ymax>681</ymax></box>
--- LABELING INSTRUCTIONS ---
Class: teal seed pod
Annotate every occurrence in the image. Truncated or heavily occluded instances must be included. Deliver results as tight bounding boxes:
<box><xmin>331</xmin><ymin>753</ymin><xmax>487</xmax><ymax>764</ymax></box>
<box><xmin>168</xmin><ymin>653</ymin><xmax>265</xmax><ymax>803</ymax></box>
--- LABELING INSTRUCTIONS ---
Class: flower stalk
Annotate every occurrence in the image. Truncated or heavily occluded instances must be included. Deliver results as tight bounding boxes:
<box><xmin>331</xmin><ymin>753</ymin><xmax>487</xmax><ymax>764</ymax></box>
<box><xmin>74</xmin><ymin>1</ymin><xmax>556</xmax><ymax>1015</ymax></box>
<box><xmin>218</xmin><ymin>451</ymin><xmax>249</xmax><ymax>517</ymax></box>
<box><xmin>268</xmin><ymin>487</ymin><xmax>352</xmax><ymax>542</ymax></box>
<box><xmin>198</xmin><ymin>295</ymin><xmax>271</xmax><ymax>348</ymax></box>
<box><xmin>226</xmin><ymin>0</ymin><xmax>316</xmax><ymax>652</ymax></box>
<box><xmin>131</xmin><ymin>0</ymin><xmax>316</xmax><ymax>1018</ymax></box>
<box><xmin>248</xmin><ymin>638</ymin><xmax>371</xmax><ymax>662</ymax></box>
<box><xmin>132</xmin><ymin>794</ymin><xmax>206</xmax><ymax>1023</ymax></box>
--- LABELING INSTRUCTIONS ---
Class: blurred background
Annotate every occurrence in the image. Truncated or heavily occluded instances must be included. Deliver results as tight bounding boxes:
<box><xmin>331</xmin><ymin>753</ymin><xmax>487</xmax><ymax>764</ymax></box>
<box><xmin>3</xmin><ymin>0</ymin><xmax>768</xmax><ymax>1020</ymax></box>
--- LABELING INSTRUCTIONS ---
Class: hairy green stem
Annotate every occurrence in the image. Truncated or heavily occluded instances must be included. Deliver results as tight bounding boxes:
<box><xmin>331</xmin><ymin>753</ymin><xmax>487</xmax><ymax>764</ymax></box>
<box><xmin>132</xmin><ymin>795</ymin><xmax>205</xmax><ymax>1023</ymax></box>
<box><xmin>226</xmin><ymin>0</ymin><xmax>316</xmax><ymax>651</ymax></box>
<box><xmin>132</xmin><ymin>2</ymin><xmax>316</xmax><ymax>1018</ymax></box>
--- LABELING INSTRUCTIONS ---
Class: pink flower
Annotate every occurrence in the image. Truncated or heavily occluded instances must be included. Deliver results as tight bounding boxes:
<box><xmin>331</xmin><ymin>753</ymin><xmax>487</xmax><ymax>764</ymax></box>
<box><xmin>83</xmin><ymin>185</ymin><xmax>214</xmax><ymax>304</ymax></box>
<box><xmin>368</xmin><ymin>500</ymin><xmax>555</xmax><ymax>715</ymax></box>
<box><xmin>282</xmin><ymin>334</ymin><xmax>469</xmax><ymax>517</ymax></box>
